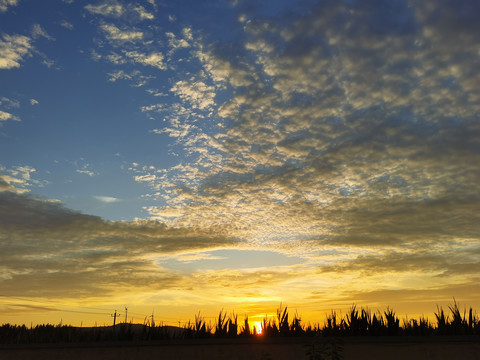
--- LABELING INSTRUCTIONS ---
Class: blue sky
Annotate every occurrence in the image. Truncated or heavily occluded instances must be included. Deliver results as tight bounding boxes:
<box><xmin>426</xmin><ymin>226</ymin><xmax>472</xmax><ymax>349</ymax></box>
<box><xmin>1</xmin><ymin>0</ymin><xmax>479</xmax><ymax>326</ymax></box>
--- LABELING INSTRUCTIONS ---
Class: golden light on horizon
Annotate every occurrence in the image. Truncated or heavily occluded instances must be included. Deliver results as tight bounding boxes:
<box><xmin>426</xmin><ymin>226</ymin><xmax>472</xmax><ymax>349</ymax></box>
<box><xmin>1</xmin><ymin>0</ymin><xmax>479</xmax><ymax>330</ymax></box>
<box><xmin>253</xmin><ymin>321</ymin><xmax>263</xmax><ymax>335</ymax></box>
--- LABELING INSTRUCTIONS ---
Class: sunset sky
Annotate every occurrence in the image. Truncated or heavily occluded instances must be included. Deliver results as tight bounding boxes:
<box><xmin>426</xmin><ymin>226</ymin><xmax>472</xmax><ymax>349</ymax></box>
<box><xmin>1</xmin><ymin>0</ymin><xmax>479</xmax><ymax>327</ymax></box>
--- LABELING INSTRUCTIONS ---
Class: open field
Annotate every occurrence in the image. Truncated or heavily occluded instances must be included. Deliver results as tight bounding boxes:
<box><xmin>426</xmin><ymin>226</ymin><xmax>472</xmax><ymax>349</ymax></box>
<box><xmin>1</xmin><ymin>337</ymin><xmax>479</xmax><ymax>360</ymax></box>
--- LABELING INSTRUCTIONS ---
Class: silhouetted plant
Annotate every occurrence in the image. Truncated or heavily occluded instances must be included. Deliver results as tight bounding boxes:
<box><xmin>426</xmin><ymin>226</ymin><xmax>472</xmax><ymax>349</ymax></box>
<box><xmin>290</xmin><ymin>311</ymin><xmax>304</xmax><ymax>336</ymax></box>
<box><xmin>435</xmin><ymin>305</ymin><xmax>448</xmax><ymax>335</ymax></box>
<box><xmin>240</xmin><ymin>315</ymin><xmax>250</xmax><ymax>337</ymax></box>
<box><xmin>277</xmin><ymin>305</ymin><xmax>289</xmax><ymax>336</ymax></box>
<box><xmin>345</xmin><ymin>305</ymin><xmax>359</xmax><ymax>335</ymax></box>
<box><xmin>227</xmin><ymin>313</ymin><xmax>238</xmax><ymax>337</ymax></box>
<box><xmin>215</xmin><ymin>310</ymin><xmax>228</xmax><ymax>337</ymax></box>
<box><xmin>2</xmin><ymin>301</ymin><xmax>480</xmax><ymax>344</ymax></box>
<box><xmin>323</xmin><ymin>311</ymin><xmax>340</xmax><ymax>337</ymax></box>
<box><xmin>384</xmin><ymin>307</ymin><xmax>400</xmax><ymax>336</ymax></box>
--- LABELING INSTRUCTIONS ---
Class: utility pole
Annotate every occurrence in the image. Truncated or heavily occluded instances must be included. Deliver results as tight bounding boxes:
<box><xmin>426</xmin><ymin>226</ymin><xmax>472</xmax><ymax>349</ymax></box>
<box><xmin>124</xmin><ymin>306</ymin><xmax>128</xmax><ymax>324</ymax></box>
<box><xmin>111</xmin><ymin>310</ymin><xmax>120</xmax><ymax>327</ymax></box>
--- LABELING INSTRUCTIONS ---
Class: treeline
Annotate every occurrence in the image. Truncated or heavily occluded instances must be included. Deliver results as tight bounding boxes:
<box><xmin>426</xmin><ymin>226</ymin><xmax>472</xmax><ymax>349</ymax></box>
<box><xmin>1</xmin><ymin>301</ymin><xmax>479</xmax><ymax>344</ymax></box>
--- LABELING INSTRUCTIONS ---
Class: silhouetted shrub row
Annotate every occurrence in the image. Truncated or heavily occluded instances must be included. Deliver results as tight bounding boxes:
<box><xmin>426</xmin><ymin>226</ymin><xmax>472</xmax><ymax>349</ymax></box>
<box><xmin>1</xmin><ymin>301</ymin><xmax>479</xmax><ymax>344</ymax></box>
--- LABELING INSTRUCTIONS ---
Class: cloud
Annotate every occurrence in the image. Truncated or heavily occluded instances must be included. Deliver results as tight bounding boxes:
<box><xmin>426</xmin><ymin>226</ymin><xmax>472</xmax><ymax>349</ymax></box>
<box><xmin>107</xmin><ymin>69</ymin><xmax>154</xmax><ymax>87</ymax></box>
<box><xmin>0</xmin><ymin>166</ymin><xmax>38</xmax><ymax>192</ymax></box>
<box><xmin>0</xmin><ymin>97</ymin><xmax>21</xmax><ymax>121</ymax></box>
<box><xmin>30</xmin><ymin>98</ymin><xmax>39</xmax><ymax>106</ymax></box>
<box><xmin>166</xmin><ymin>31</ymin><xmax>190</xmax><ymax>54</ymax></box>
<box><xmin>0</xmin><ymin>110</ymin><xmax>20</xmax><ymax>122</ymax></box>
<box><xmin>31</xmin><ymin>24</ymin><xmax>55</xmax><ymax>41</ymax></box>
<box><xmin>170</xmin><ymin>80</ymin><xmax>215</xmax><ymax>110</ymax></box>
<box><xmin>76</xmin><ymin>169</ymin><xmax>95</xmax><ymax>177</ymax></box>
<box><xmin>131</xmin><ymin>4</ymin><xmax>154</xmax><ymax>20</ymax></box>
<box><xmin>85</xmin><ymin>1</ymin><xmax>154</xmax><ymax>21</ymax></box>
<box><xmin>60</xmin><ymin>20</ymin><xmax>74</xmax><ymax>30</ymax></box>
<box><xmin>0</xmin><ymin>191</ymin><xmax>238</xmax><ymax>298</ymax></box>
<box><xmin>101</xmin><ymin>23</ymin><xmax>143</xmax><ymax>43</ymax></box>
<box><xmin>94</xmin><ymin>195</ymin><xmax>120</xmax><ymax>203</ymax></box>
<box><xmin>0</xmin><ymin>96</ymin><xmax>20</xmax><ymax>108</ymax></box>
<box><xmin>85</xmin><ymin>1</ymin><xmax>124</xmax><ymax>18</ymax></box>
<box><xmin>0</xmin><ymin>34</ymin><xmax>33</xmax><ymax>69</ymax></box>
<box><xmin>123</xmin><ymin>50</ymin><xmax>166</xmax><ymax>70</ymax></box>
<box><xmin>0</xmin><ymin>177</ymin><xmax>27</xmax><ymax>194</ymax></box>
<box><xmin>0</xmin><ymin>0</ymin><xmax>17</xmax><ymax>13</ymax></box>
<box><xmin>134</xmin><ymin>0</ymin><xmax>480</xmax><ymax>266</ymax></box>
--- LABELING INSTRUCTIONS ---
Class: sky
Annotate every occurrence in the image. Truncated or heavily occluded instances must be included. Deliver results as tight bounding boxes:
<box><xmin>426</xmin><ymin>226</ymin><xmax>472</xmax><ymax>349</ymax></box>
<box><xmin>0</xmin><ymin>0</ymin><xmax>479</xmax><ymax>327</ymax></box>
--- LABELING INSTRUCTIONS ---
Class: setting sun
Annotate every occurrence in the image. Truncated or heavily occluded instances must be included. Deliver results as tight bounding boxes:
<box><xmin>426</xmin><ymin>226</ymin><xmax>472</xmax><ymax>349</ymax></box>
<box><xmin>0</xmin><ymin>0</ymin><xmax>479</xmax><ymax>341</ymax></box>
<box><xmin>253</xmin><ymin>322</ymin><xmax>263</xmax><ymax>335</ymax></box>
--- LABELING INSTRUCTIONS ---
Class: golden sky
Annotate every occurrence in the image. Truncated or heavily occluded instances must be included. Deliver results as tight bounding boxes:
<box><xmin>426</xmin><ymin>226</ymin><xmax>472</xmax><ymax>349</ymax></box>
<box><xmin>1</xmin><ymin>0</ymin><xmax>479</xmax><ymax>327</ymax></box>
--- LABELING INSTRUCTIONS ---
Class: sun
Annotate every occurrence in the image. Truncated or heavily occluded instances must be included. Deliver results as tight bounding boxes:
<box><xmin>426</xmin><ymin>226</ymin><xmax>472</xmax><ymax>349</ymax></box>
<box><xmin>252</xmin><ymin>321</ymin><xmax>263</xmax><ymax>335</ymax></box>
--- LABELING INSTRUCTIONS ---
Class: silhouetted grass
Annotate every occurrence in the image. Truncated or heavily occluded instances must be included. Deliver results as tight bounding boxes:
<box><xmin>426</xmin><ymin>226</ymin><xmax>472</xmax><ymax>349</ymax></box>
<box><xmin>1</xmin><ymin>300</ymin><xmax>479</xmax><ymax>344</ymax></box>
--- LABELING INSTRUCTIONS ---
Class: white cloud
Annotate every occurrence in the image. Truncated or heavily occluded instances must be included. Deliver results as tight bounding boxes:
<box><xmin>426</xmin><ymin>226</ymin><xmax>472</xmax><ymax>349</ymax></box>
<box><xmin>94</xmin><ymin>195</ymin><xmax>120</xmax><ymax>203</ymax></box>
<box><xmin>41</xmin><ymin>59</ymin><xmax>55</xmax><ymax>68</ymax></box>
<box><xmin>0</xmin><ymin>110</ymin><xmax>20</xmax><ymax>122</ymax></box>
<box><xmin>85</xmin><ymin>1</ymin><xmax>153</xmax><ymax>21</ymax></box>
<box><xmin>105</xmin><ymin>52</ymin><xmax>125</xmax><ymax>65</ymax></box>
<box><xmin>0</xmin><ymin>0</ymin><xmax>17</xmax><ymax>13</ymax></box>
<box><xmin>107</xmin><ymin>69</ymin><xmax>154</xmax><ymax>86</ymax></box>
<box><xmin>170</xmin><ymin>80</ymin><xmax>215</xmax><ymax>110</ymax></box>
<box><xmin>196</xmin><ymin>48</ymin><xmax>254</xmax><ymax>87</ymax></box>
<box><xmin>0</xmin><ymin>34</ymin><xmax>33</xmax><ymax>69</ymax></box>
<box><xmin>30</xmin><ymin>99</ymin><xmax>39</xmax><ymax>106</ymax></box>
<box><xmin>76</xmin><ymin>169</ymin><xmax>95</xmax><ymax>177</ymax></box>
<box><xmin>124</xmin><ymin>50</ymin><xmax>166</xmax><ymax>70</ymax></box>
<box><xmin>0</xmin><ymin>96</ymin><xmax>20</xmax><ymax>109</ymax></box>
<box><xmin>166</xmin><ymin>31</ymin><xmax>190</xmax><ymax>53</ymax></box>
<box><xmin>85</xmin><ymin>1</ymin><xmax>124</xmax><ymax>18</ymax></box>
<box><xmin>132</xmin><ymin>5</ymin><xmax>154</xmax><ymax>20</ymax></box>
<box><xmin>90</xmin><ymin>49</ymin><xmax>102</xmax><ymax>61</ymax></box>
<box><xmin>31</xmin><ymin>24</ymin><xmax>55</xmax><ymax>41</ymax></box>
<box><xmin>101</xmin><ymin>24</ymin><xmax>143</xmax><ymax>43</ymax></box>
<box><xmin>0</xmin><ymin>165</ymin><xmax>38</xmax><ymax>191</ymax></box>
<box><xmin>60</xmin><ymin>20</ymin><xmax>74</xmax><ymax>30</ymax></box>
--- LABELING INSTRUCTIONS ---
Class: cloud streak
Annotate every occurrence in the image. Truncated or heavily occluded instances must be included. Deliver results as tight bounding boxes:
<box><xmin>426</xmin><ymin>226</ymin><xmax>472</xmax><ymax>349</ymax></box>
<box><xmin>0</xmin><ymin>190</ymin><xmax>238</xmax><ymax>298</ymax></box>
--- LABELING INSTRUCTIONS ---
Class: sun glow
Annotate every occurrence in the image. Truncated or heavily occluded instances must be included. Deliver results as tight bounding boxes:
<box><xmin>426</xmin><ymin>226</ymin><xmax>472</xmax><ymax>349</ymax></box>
<box><xmin>252</xmin><ymin>321</ymin><xmax>263</xmax><ymax>335</ymax></box>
